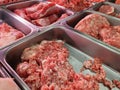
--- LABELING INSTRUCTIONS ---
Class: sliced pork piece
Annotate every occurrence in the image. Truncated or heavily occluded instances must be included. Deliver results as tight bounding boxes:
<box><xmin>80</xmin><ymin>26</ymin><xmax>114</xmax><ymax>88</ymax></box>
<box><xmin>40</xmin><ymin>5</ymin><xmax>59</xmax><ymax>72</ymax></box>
<box><xmin>74</xmin><ymin>14</ymin><xmax>110</xmax><ymax>38</ymax></box>
<box><xmin>25</xmin><ymin>3</ymin><xmax>44</xmax><ymax>14</ymax></box>
<box><xmin>99</xmin><ymin>5</ymin><xmax>115</xmax><ymax>15</ymax></box>
<box><xmin>32</xmin><ymin>14</ymin><xmax>58</xmax><ymax>26</ymax></box>
<box><xmin>100</xmin><ymin>26</ymin><xmax>120</xmax><ymax>48</ymax></box>
<box><xmin>0</xmin><ymin>78</ymin><xmax>18</xmax><ymax>90</ymax></box>
<box><xmin>14</xmin><ymin>9</ymin><xmax>31</xmax><ymax>21</ymax></box>
<box><xmin>29</xmin><ymin>2</ymin><xmax>62</xmax><ymax>19</ymax></box>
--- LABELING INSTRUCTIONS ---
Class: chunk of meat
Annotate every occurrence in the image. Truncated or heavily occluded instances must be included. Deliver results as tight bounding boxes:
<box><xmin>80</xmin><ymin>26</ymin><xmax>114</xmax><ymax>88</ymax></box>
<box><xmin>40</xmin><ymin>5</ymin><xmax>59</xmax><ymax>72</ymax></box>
<box><xmin>0</xmin><ymin>78</ymin><xmax>18</xmax><ymax>90</ymax></box>
<box><xmin>100</xmin><ymin>26</ymin><xmax>120</xmax><ymax>48</ymax></box>
<box><xmin>14</xmin><ymin>9</ymin><xmax>30</xmax><ymax>21</ymax></box>
<box><xmin>74</xmin><ymin>14</ymin><xmax>110</xmax><ymax>38</ymax></box>
<box><xmin>21</xmin><ymin>44</ymin><xmax>40</xmax><ymax>61</ymax></box>
<box><xmin>0</xmin><ymin>23</ymin><xmax>25</xmax><ymax>47</ymax></box>
<box><xmin>16</xmin><ymin>62</ymin><xmax>29</xmax><ymax>77</ymax></box>
<box><xmin>99</xmin><ymin>5</ymin><xmax>115</xmax><ymax>15</ymax></box>
<box><xmin>29</xmin><ymin>2</ymin><xmax>62</xmax><ymax>19</ymax></box>
<box><xmin>32</xmin><ymin>14</ymin><xmax>58</xmax><ymax>26</ymax></box>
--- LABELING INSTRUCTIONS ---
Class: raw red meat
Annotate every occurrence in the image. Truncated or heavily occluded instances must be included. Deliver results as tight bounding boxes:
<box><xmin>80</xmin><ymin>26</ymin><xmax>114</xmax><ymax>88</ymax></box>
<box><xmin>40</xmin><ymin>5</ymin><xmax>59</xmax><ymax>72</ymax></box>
<box><xmin>16</xmin><ymin>40</ymin><xmax>119</xmax><ymax>90</ymax></box>
<box><xmin>14</xmin><ymin>2</ymin><xmax>69</xmax><ymax>27</ymax></box>
<box><xmin>32</xmin><ymin>14</ymin><xmax>58</xmax><ymax>26</ymax></box>
<box><xmin>25</xmin><ymin>3</ymin><xmax>44</xmax><ymax>14</ymax></box>
<box><xmin>98</xmin><ymin>5</ymin><xmax>120</xmax><ymax>19</ymax></box>
<box><xmin>74</xmin><ymin>14</ymin><xmax>110</xmax><ymax>38</ymax></box>
<box><xmin>0</xmin><ymin>78</ymin><xmax>18</xmax><ymax>90</ymax></box>
<box><xmin>115</xmin><ymin>0</ymin><xmax>120</xmax><ymax>4</ymax></box>
<box><xmin>0</xmin><ymin>0</ymin><xmax>21</xmax><ymax>5</ymax></box>
<box><xmin>14</xmin><ymin>9</ymin><xmax>31</xmax><ymax>21</ymax></box>
<box><xmin>0</xmin><ymin>23</ymin><xmax>25</xmax><ymax>47</ymax></box>
<box><xmin>99</xmin><ymin>5</ymin><xmax>115</xmax><ymax>15</ymax></box>
<box><xmin>100</xmin><ymin>26</ymin><xmax>120</xmax><ymax>48</ymax></box>
<box><xmin>49</xmin><ymin>0</ymin><xmax>105</xmax><ymax>12</ymax></box>
<box><xmin>112</xmin><ymin>80</ymin><xmax>120</xmax><ymax>88</ymax></box>
<box><xmin>29</xmin><ymin>3</ymin><xmax>62</xmax><ymax>20</ymax></box>
<box><xmin>57</xmin><ymin>13</ymin><xmax>69</xmax><ymax>20</ymax></box>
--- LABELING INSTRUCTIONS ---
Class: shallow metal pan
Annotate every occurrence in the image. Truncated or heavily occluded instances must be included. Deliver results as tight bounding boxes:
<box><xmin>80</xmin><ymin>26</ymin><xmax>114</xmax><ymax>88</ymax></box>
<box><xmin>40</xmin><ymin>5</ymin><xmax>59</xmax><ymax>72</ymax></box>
<box><xmin>61</xmin><ymin>10</ymin><xmax>120</xmax><ymax>52</ymax></box>
<box><xmin>89</xmin><ymin>1</ymin><xmax>120</xmax><ymax>17</ymax></box>
<box><xmin>0</xmin><ymin>8</ymin><xmax>36</xmax><ymax>50</ymax></box>
<box><xmin>0</xmin><ymin>26</ymin><xmax>120</xmax><ymax>89</ymax></box>
<box><xmin>3</xmin><ymin>0</ymin><xmax>74</xmax><ymax>28</ymax></box>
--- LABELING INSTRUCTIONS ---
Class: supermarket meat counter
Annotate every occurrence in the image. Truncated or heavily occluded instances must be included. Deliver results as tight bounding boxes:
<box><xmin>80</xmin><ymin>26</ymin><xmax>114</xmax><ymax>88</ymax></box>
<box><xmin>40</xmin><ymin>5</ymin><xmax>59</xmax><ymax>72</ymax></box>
<box><xmin>0</xmin><ymin>0</ymin><xmax>120</xmax><ymax>90</ymax></box>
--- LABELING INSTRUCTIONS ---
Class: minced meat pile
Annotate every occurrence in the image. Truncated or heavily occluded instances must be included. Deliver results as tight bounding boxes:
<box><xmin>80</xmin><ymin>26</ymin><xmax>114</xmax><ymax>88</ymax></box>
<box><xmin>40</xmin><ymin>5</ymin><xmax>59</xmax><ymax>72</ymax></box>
<box><xmin>16</xmin><ymin>40</ymin><xmax>120</xmax><ymax>90</ymax></box>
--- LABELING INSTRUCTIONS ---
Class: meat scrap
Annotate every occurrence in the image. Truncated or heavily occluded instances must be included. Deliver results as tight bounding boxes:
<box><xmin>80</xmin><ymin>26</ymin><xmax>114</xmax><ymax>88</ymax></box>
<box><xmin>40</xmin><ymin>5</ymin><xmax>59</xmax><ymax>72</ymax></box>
<box><xmin>0</xmin><ymin>23</ymin><xmax>25</xmax><ymax>47</ymax></box>
<box><xmin>82</xmin><ymin>58</ymin><xmax>117</xmax><ymax>89</ymax></box>
<box><xmin>14</xmin><ymin>2</ymin><xmax>70</xmax><ymax>27</ymax></box>
<box><xmin>16</xmin><ymin>40</ymin><xmax>119</xmax><ymax>90</ymax></box>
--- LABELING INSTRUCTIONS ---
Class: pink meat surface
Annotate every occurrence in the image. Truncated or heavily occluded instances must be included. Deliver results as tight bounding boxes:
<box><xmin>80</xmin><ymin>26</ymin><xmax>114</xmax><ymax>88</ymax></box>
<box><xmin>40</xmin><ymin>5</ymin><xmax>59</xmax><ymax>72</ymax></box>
<box><xmin>0</xmin><ymin>78</ymin><xmax>19</xmax><ymax>90</ymax></box>
<box><xmin>74</xmin><ymin>14</ymin><xmax>110</xmax><ymax>38</ymax></box>
<box><xmin>0</xmin><ymin>23</ymin><xmax>25</xmax><ymax>47</ymax></box>
<box><xmin>32</xmin><ymin>14</ymin><xmax>58</xmax><ymax>26</ymax></box>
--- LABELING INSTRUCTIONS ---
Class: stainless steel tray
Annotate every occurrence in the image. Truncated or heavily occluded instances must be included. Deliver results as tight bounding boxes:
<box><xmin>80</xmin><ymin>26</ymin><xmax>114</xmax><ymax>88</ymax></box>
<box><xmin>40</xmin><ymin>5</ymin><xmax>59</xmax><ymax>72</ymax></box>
<box><xmin>61</xmin><ymin>10</ymin><xmax>120</xmax><ymax>52</ymax></box>
<box><xmin>89</xmin><ymin>1</ymin><xmax>120</xmax><ymax>18</ymax></box>
<box><xmin>0</xmin><ymin>26</ymin><xmax>120</xmax><ymax>90</ymax></box>
<box><xmin>3</xmin><ymin>0</ymin><xmax>74</xmax><ymax>28</ymax></box>
<box><xmin>0</xmin><ymin>8</ymin><xmax>36</xmax><ymax>50</ymax></box>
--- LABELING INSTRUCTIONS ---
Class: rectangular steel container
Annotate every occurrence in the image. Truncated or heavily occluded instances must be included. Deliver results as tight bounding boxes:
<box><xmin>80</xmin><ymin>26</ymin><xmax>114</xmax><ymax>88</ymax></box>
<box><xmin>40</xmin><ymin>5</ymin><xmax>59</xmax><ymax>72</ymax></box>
<box><xmin>89</xmin><ymin>1</ymin><xmax>120</xmax><ymax>17</ymax></box>
<box><xmin>0</xmin><ymin>26</ymin><xmax>120</xmax><ymax>90</ymax></box>
<box><xmin>0</xmin><ymin>8</ymin><xmax>36</xmax><ymax>50</ymax></box>
<box><xmin>61</xmin><ymin>10</ymin><xmax>120</xmax><ymax>52</ymax></box>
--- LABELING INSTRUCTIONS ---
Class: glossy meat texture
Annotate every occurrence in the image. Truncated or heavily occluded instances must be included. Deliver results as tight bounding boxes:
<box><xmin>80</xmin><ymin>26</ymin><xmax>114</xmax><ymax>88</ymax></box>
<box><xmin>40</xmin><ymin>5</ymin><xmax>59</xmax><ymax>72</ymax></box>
<box><xmin>0</xmin><ymin>78</ymin><xmax>18</xmax><ymax>90</ymax></box>
<box><xmin>0</xmin><ymin>23</ymin><xmax>25</xmax><ymax>47</ymax></box>
<box><xmin>14</xmin><ymin>2</ymin><xmax>70</xmax><ymax>27</ymax></box>
<box><xmin>74</xmin><ymin>14</ymin><xmax>110</xmax><ymax>38</ymax></box>
<box><xmin>16</xmin><ymin>40</ymin><xmax>120</xmax><ymax>90</ymax></box>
